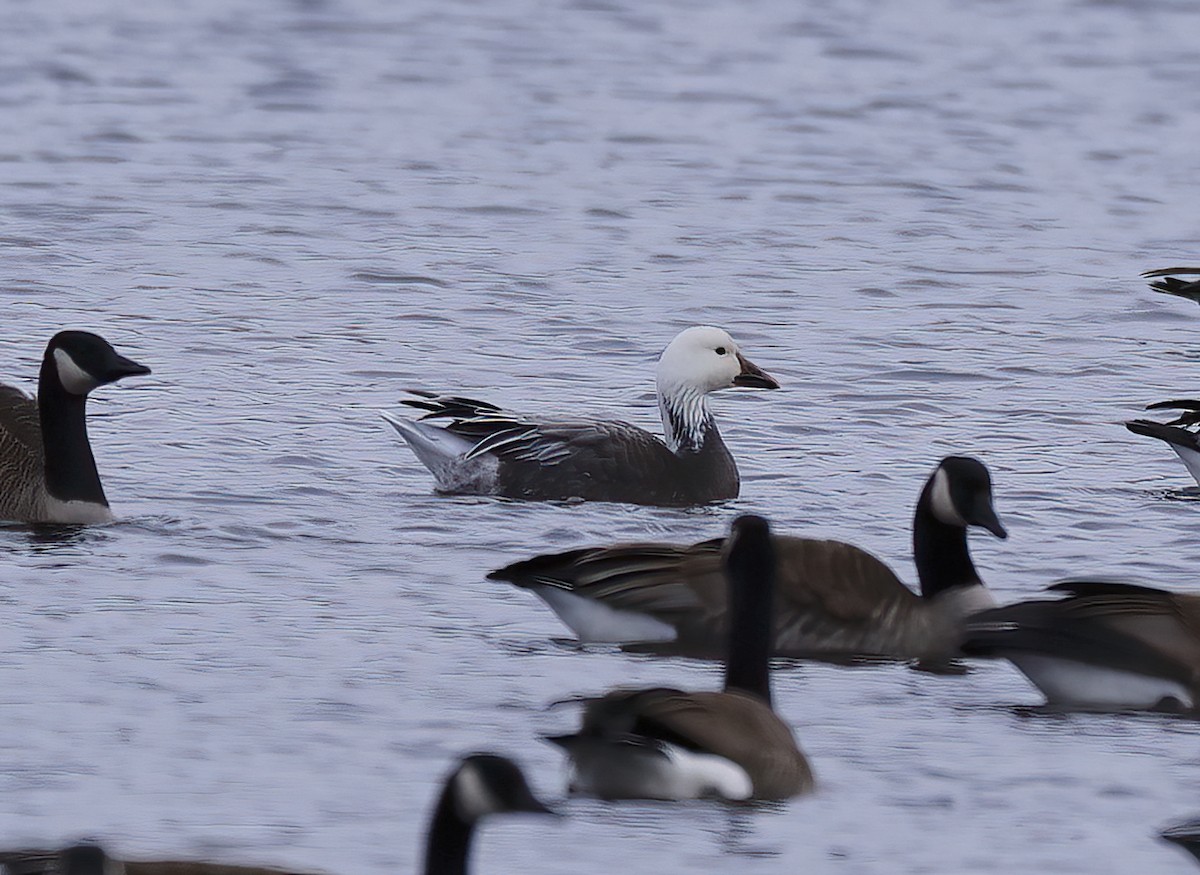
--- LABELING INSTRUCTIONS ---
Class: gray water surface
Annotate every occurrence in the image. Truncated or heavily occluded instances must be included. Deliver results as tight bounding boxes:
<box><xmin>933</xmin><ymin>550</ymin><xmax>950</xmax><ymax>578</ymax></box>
<box><xmin>2</xmin><ymin>0</ymin><xmax>1200</xmax><ymax>872</ymax></box>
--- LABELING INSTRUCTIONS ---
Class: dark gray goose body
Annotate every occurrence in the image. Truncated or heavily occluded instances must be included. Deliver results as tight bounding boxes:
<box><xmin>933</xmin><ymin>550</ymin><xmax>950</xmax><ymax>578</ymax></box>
<box><xmin>382</xmin><ymin>326</ymin><xmax>778</xmax><ymax>506</ymax></box>
<box><xmin>0</xmin><ymin>756</ymin><xmax>552</xmax><ymax>875</ymax></box>
<box><xmin>0</xmin><ymin>331</ymin><xmax>150</xmax><ymax>525</ymax></box>
<box><xmin>490</xmin><ymin>456</ymin><xmax>1007</xmax><ymax>662</ymax></box>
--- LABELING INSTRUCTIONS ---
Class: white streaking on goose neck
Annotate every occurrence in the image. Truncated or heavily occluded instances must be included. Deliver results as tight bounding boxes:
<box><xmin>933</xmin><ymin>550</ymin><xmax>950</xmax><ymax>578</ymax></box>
<box><xmin>658</xmin><ymin>387</ymin><xmax>711</xmax><ymax>453</ymax></box>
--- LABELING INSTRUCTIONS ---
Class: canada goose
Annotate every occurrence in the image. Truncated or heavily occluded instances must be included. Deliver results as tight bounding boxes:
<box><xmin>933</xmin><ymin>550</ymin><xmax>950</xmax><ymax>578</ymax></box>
<box><xmin>489</xmin><ymin>456</ymin><xmax>1007</xmax><ymax>662</ymax></box>
<box><xmin>1126</xmin><ymin>401</ymin><xmax>1200</xmax><ymax>486</ymax></box>
<box><xmin>961</xmin><ymin>581</ymin><xmax>1200</xmax><ymax>712</ymax></box>
<box><xmin>381</xmin><ymin>326</ymin><xmax>779</xmax><ymax>506</ymax></box>
<box><xmin>546</xmin><ymin>515</ymin><xmax>813</xmax><ymax>801</ymax></box>
<box><xmin>0</xmin><ymin>331</ymin><xmax>150</xmax><ymax>525</ymax></box>
<box><xmin>0</xmin><ymin>755</ymin><xmax>553</xmax><ymax>875</ymax></box>
<box><xmin>1161</xmin><ymin>819</ymin><xmax>1200</xmax><ymax>864</ymax></box>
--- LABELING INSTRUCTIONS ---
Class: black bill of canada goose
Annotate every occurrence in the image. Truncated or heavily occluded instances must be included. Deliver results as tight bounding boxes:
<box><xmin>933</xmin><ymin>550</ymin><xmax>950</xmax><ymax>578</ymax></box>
<box><xmin>381</xmin><ymin>326</ymin><xmax>779</xmax><ymax>506</ymax></box>
<box><xmin>490</xmin><ymin>456</ymin><xmax>1007</xmax><ymax>662</ymax></box>
<box><xmin>546</xmin><ymin>515</ymin><xmax>813</xmax><ymax>801</ymax></box>
<box><xmin>1161</xmin><ymin>819</ymin><xmax>1200</xmax><ymax>864</ymax></box>
<box><xmin>0</xmin><ymin>755</ymin><xmax>553</xmax><ymax>875</ymax></box>
<box><xmin>961</xmin><ymin>581</ymin><xmax>1200</xmax><ymax>713</ymax></box>
<box><xmin>0</xmin><ymin>331</ymin><xmax>150</xmax><ymax>524</ymax></box>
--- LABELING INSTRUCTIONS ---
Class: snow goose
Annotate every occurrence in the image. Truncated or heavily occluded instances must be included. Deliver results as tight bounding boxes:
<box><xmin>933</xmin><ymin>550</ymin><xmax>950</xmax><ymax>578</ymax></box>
<box><xmin>0</xmin><ymin>331</ymin><xmax>150</xmax><ymax>525</ymax></box>
<box><xmin>382</xmin><ymin>326</ymin><xmax>778</xmax><ymax>506</ymax></box>
<box><xmin>546</xmin><ymin>515</ymin><xmax>813</xmax><ymax>801</ymax></box>
<box><xmin>962</xmin><ymin>580</ymin><xmax>1200</xmax><ymax>712</ymax></box>
<box><xmin>0</xmin><ymin>755</ymin><xmax>554</xmax><ymax>875</ymax></box>
<box><xmin>490</xmin><ymin>456</ymin><xmax>1007</xmax><ymax>663</ymax></box>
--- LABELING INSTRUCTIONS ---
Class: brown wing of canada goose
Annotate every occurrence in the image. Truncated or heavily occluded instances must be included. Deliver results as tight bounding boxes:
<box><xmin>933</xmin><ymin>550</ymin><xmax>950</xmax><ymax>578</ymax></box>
<box><xmin>492</xmin><ymin>534</ymin><xmax>934</xmax><ymax>658</ymax></box>
<box><xmin>579</xmin><ymin>687</ymin><xmax>812</xmax><ymax>800</ymax></box>
<box><xmin>0</xmin><ymin>384</ymin><xmax>44</xmax><ymax>521</ymax></box>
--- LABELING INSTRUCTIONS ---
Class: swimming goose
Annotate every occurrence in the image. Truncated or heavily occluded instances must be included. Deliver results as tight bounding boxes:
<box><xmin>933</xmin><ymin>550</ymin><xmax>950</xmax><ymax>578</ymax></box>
<box><xmin>961</xmin><ymin>581</ymin><xmax>1200</xmax><ymax>712</ymax></box>
<box><xmin>490</xmin><ymin>456</ymin><xmax>1007</xmax><ymax>662</ymax></box>
<box><xmin>0</xmin><ymin>331</ymin><xmax>150</xmax><ymax>524</ymax></box>
<box><xmin>1126</xmin><ymin>401</ymin><xmax>1200</xmax><ymax>486</ymax></box>
<box><xmin>546</xmin><ymin>515</ymin><xmax>813</xmax><ymax>801</ymax></box>
<box><xmin>381</xmin><ymin>326</ymin><xmax>779</xmax><ymax>506</ymax></box>
<box><xmin>1143</xmin><ymin>266</ymin><xmax>1200</xmax><ymax>304</ymax></box>
<box><xmin>1162</xmin><ymin>819</ymin><xmax>1200</xmax><ymax>864</ymax></box>
<box><xmin>0</xmin><ymin>755</ymin><xmax>553</xmax><ymax>875</ymax></box>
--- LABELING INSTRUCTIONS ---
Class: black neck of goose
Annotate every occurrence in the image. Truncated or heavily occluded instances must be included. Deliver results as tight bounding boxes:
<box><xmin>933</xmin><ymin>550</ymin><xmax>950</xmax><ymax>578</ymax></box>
<box><xmin>912</xmin><ymin>480</ymin><xmax>977</xmax><ymax>599</ymax></box>
<box><xmin>723</xmin><ymin>543</ymin><xmax>774</xmax><ymax>707</ymax></box>
<box><xmin>38</xmin><ymin>355</ymin><xmax>107</xmax><ymax>506</ymax></box>
<box><xmin>424</xmin><ymin>783</ymin><xmax>475</xmax><ymax>875</ymax></box>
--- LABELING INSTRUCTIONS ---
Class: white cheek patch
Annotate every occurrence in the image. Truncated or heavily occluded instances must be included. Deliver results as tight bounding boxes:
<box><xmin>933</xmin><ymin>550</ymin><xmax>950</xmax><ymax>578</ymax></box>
<box><xmin>53</xmin><ymin>348</ymin><xmax>101</xmax><ymax>395</ymax></box>
<box><xmin>929</xmin><ymin>468</ymin><xmax>967</xmax><ymax>526</ymax></box>
<box><xmin>453</xmin><ymin>762</ymin><xmax>501</xmax><ymax>821</ymax></box>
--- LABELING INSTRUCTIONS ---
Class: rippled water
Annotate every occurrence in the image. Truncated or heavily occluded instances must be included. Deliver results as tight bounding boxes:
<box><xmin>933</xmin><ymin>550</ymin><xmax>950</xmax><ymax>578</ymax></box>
<box><xmin>2</xmin><ymin>0</ymin><xmax>1200</xmax><ymax>872</ymax></box>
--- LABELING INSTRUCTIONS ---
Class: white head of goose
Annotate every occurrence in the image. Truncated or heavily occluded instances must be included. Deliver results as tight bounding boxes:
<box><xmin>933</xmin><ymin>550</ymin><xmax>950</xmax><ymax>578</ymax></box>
<box><xmin>962</xmin><ymin>580</ymin><xmax>1200</xmax><ymax>713</ymax></box>
<box><xmin>0</xmin><ymin>756</ymin><xmax>553</xmax><ymax>875</ymax></box>
<box><xmin>546</xmin><ymin>515</ymin><xmax>813</xmax><ymax>801</ymax></box>
<box><xmin>0</xmin><ymin>331</ymin><xmax>150</xmax><ymax>525</ymax></box>
<box><xmin>490</xmin><ymin>455</ymin><xmax>1007</xmax><ymax>663</ymax></box>
<box><xmin>381</xmin><ymin>326</ymin><xmax>778</xmax><ymax>506</ymax></box>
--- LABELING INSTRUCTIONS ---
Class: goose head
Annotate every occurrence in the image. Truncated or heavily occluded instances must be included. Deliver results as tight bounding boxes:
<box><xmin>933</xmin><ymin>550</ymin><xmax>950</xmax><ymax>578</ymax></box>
<box><xmin>655</xmin><ymin>327</ymin><xmax>778</xmax><ymax>397</ymax></box>
<box><xmin>927</xmin><ymin>456</ymin><xmax>1007</xmax><ymax>539</ymax></box>
<box><xmin>45</xmin><ymin>331</ymin><xmax>151</xmax><ymax>397</ymax></box>
<box><xmin>448</xmin><ymin>754</ymin><xmax>555</xmax><ymax>823</ymax></box>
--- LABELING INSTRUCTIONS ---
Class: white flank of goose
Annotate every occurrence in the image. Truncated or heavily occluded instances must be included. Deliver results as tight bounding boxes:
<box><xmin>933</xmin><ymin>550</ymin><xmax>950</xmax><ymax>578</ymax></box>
<box><xmin>490</xmin><ymin>456</ymin><xmax>1007</xmax><ymax>663</ymax></box>
<box><xmin>0</xmin><ymin>331</ymin><xmax>150</xmax><ymax>525</ymax></box>
<box><xmin>545</xmin><ymin>515</ymin><xmax>813</xmax><ymax>801</ymax></box>
<box><xmin>962</xmin><ymin>580</ymin><xmax>1200</xmax><ymax>713</ymax></box>
<box><xmin>0</xmin><ymin>755</ymin><xmax>554</xmax><ymax>875</ymax></box>
<box><xmin>381</xmin><ymin>326</ymin><xmax>779</xmax><ymax>506</ymax></box>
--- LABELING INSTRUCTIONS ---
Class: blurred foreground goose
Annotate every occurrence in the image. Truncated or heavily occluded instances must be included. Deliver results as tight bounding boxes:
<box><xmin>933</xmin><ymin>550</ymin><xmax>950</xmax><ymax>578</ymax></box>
<box><xmin>381</xmin><ymin>326</ymin><xmax>779</xmax><ymax>505</ymax></box>
<box><xmin>547</xmin><ymin>515</ymin><xmax>813</xmax><ymax>801</ymax></box>
<box><xmin>490</xmin><ymin>456</ymin><xmax>1007</xmax><ymax>662</ymax></box>
<box><xmin>0</xmin><ymin>331</ymin><xmax>150</xmax><ymax>524</ymax></box>
<box><xmin>0</xmin><ymin>755</ymin><xmax>553</xmax><ymax>875</ymax></box>
<box><xmin>1162</xmin><ymin>819</ymin><xmax>1200</xmax><ymax>864</ymax></box>
<box><xmin>961</xmin><ymin>581</ymin><xmax>1200</xmax><ymax>712</ymax></box>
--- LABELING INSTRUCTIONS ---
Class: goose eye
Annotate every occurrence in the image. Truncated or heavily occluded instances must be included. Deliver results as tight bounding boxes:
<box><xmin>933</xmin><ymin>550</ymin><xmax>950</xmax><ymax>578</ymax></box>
<box><xmin>715</xmin><ymin>347</ymin><xmax>727</xmax><ymax>355</ymax></box>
